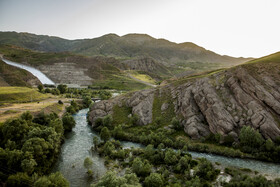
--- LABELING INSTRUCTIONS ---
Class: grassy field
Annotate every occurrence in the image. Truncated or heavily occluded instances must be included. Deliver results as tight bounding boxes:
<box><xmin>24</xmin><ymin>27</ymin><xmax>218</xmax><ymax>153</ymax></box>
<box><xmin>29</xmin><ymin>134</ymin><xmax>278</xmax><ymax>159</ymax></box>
<box><xmin>0</xmin><ymin>87</ymin><xmax>50</xmax><ymax>103</ymax></box>
<box><xmin>92</xmin><ymin>72</ymin><xmax>152</xmax><ymax>91</ymax></box>
<box><xmin>128</xmin><ymin>71</ymin><xmax>157</xmax><ymax>84</ymax></box>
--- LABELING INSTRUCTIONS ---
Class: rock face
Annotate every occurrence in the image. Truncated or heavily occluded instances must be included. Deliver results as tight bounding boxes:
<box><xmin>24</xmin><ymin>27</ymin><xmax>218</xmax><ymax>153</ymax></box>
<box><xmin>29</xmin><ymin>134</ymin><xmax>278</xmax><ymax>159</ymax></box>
<box><xmin>88</xmin><ymin>89</ymin><xmax>155</xmax><ymax>127</ymax></box>
<box><xmin>88</xmin><ymin>56</ymin><xmax>280</xmax><ymax>141</ymax></box>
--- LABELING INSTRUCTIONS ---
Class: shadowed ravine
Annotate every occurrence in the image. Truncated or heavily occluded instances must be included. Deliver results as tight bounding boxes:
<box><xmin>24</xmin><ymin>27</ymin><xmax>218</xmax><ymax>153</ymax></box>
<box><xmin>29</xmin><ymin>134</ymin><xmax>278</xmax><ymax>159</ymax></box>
<box><xmin>53</xmin><ymin>109</ymin><xmax>280</xmax><ymax>186</ymax></box>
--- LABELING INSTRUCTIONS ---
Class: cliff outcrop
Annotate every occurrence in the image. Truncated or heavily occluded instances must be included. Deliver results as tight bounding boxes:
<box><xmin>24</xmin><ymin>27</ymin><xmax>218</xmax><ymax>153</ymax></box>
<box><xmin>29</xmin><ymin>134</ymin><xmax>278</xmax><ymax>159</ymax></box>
<box><xmin>88</xmin><ymin>52</ymin><xmax>280</xmax><ymax>141</ymax></box>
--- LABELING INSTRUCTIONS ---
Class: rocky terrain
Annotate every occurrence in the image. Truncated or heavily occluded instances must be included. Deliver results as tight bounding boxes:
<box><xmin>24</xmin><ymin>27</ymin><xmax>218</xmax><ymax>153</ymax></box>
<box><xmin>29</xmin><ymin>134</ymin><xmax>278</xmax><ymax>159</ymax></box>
<box><xmin>89</xmin><ymin>52</ymin><xmax>280</xmax><ymax>141</ymax></box>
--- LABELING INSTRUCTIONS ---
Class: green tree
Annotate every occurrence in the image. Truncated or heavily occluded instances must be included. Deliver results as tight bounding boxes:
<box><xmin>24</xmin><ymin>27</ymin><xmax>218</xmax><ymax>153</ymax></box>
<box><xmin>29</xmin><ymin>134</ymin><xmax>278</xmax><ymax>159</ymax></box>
<box><xmin>100</xmin><ymin>127</ymin><xmax>110</xmax><ymax>142</ymax></box>
<box><xmin>6</xmin><ymin>172</ymin><xmax>31</xmax><ymax>187</ymax></box>
<box><xmin>37</xmin><ymin>84</ymin><xmax>44</xmax><ymax>92</ymax></box>
<box><xmin>84</xmin><ymin>157</ymin><xmax>93</xmax><ymax>170</ymax></box>
<box><xmin>171</xmin><ymin>117</ymin><xmax>182</xmax><ymax>130</ymax></box>
<box><xmin>93</xmin><ymin>136</ymin><xmax>100</xmax><ymax>149</ymax></box>
<box><xmin>195</xmin><ymin>158</ymin><xmax>219</xmax><ymax>181</ymax></box>
<box><xmin>132</xmin><ymin>158</ymin><xmax>151</xmax><ymax>177</ymax></box>
<box><xmin>34</xmin><ymin>172</ymin><xmax>69</xmax><ymax>187</ymax></box>
<box><xmin>144</xmin><ymin>173</ymin><xmax>164</xmax><ymax>187</ymax></box>
<box><xmin>62</xmin><ymin>113</ymin><xmax>76</xmax><ymax>131</ymax></box>
<box><xmin>57</xmin><ymin>84</ymin><xmax>67</xmax><ymax>94</ymax></box>
<box><xmin>91</xmin><ymin>171</ymin><xmax>140</xmax><ymax>187</ymax></box>
<box><xmin>103</xmin><ymin>115</ymin><xmax>113</xmax><ymax>128</ymax></box>
<box><xmin>83</xmin><ymin>96</ymin><xmax>92</xmax><ymax>108</ymax></box>
<box><xmin>2</xmin><ymin>119</ymin><xmax>29</xmax><ymax>145</ymax></box>
<box><xmin>21</xmin><ymin>158</ymin><xmax>37</xmax><ymax>175</ymax></box>
<box><xmin>164</xmin><ymin>149</ymin><xmax>178</xmax><ymax>165</ymax></box>
<box><xmin>84</xmin><ymin>157</ymin><xmax>94</xmax><ymax>177</ymax></box>
<box><xmin>21</xmin><ymin>111</ymin><xmax>33</xmax><ymax>121</ymax></box>
<box><xmin>239</xmin><ymin>126</ymin><xmax>264</xmax><ymax>153</ymax></box>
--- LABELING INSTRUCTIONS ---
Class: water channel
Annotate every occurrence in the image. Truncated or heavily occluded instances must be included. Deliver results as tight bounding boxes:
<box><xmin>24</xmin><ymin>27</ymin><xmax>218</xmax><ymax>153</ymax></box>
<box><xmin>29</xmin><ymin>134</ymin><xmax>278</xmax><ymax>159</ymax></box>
<box><xmin>1</xmin><ymin>58</ymin><xmax>55</xmax><ymax>85</ymax></box>
<box><xmin>53</xmin><ymin>109</ymin><xmax>280</xmax><ymax>186</ymax></box>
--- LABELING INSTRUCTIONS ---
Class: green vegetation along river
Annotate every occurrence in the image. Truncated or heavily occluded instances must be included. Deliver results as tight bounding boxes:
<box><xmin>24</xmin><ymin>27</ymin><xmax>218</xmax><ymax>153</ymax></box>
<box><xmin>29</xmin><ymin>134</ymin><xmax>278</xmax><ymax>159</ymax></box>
<box><xmin>53</xmin><ymin>109</ymin><xmax>280</xmax><ymax>186</ymax></box>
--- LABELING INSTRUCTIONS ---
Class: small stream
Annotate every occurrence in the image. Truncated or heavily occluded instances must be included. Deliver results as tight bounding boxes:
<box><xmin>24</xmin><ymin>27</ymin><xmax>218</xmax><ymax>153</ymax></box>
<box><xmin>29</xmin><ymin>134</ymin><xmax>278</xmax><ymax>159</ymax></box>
<box><xmin>54</xmin><ymin>109</ymin><xmax>280</xmax><ymax>186</ymax></box>
<box><xmin>1</xmin><ymin>58</ymin><xmax>55</xmax><ymax>85</ymax></box>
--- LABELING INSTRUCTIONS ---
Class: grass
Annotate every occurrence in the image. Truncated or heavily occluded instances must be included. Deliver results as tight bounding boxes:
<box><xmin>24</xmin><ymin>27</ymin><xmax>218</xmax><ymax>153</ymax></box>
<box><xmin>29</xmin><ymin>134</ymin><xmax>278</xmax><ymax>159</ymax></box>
<box><xmin>0</xmin><ymin>87</ymin><xmax>50</xmax><ymax>103</ymax></box>
<box><xmin>129</xmin><ymin>71</ymin><xmax>156</xmax><ymax>84</ymax></box>
<box><xmin>152</xmin><ymin>89</ymin><xmax>175</xmax><ymax>126</ymax></box>
<box><xmin>112</xmin><ymin>104</ymin><xmax>132</xmax><ymax>125</ymax></box>
<box><xmin>34</xmin><ymin>103</ymin><xmax>63</xmax><ymax>115</ymax></box>
<box><xmin>92</xmin><ymin>73</ymin><xmax>151</xmax><ymax>91</ymax></box>
<box><xmin>171</xmin><ymin>68</ymin><xmax>225</xmax><ymax>87</ymax></box>
<box><xmin>245</xmin><ymin>51</ymin><xmax>280</xmax><ymax>65</ymax></box>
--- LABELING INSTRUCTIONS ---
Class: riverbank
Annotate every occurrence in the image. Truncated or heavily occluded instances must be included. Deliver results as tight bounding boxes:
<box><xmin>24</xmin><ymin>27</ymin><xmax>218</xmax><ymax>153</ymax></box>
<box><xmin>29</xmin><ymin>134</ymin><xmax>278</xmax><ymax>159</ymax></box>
<box><xmin>51</xmin><ymin>108</ymin><xmax>280</xmax><ymax>186</ymax></box>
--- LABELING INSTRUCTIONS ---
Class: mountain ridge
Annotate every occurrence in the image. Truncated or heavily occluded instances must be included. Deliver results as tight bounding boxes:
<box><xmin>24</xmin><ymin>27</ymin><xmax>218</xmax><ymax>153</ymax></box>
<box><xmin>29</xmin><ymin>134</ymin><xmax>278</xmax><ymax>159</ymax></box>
<box><xmin>0</xmin><ymin>31</ymin><xmax>252</xmax><ymax>66</ymax></box>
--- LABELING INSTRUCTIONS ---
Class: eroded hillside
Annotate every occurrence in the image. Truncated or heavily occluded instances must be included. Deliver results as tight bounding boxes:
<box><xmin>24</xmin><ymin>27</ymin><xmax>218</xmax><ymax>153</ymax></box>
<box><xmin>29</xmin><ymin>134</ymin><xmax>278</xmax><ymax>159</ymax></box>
<box><xmin>89</xmin><ymin>52</ymin><xmax>280</xmax><ymax>141</ymax></box>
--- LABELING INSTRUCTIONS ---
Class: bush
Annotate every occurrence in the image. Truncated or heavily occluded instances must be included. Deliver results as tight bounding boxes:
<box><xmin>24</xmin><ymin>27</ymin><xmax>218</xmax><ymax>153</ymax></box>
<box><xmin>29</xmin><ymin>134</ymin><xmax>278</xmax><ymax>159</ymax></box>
<box><xmin>239</xmin><ymin>126</ymin><xmax>264</xmax><ymax>153</ymax></box>
<box><xmin>171</xmin><ymin>117</ymin><xmax>182</xmax><ymax>130</ymax></box>
<box><xmin>100</xmin><ymin>127</ymin><xmax>110</xmax><ymax>142</ymax></box>
<box><xmin>144</xmin><ymin>173</ymin><xmax>164</xmax><ymax>187</ymax></box>
<box><xmin>62</xmin><ymin>113</ymin><xmax>76</xmax><ymax>131</ymax></box>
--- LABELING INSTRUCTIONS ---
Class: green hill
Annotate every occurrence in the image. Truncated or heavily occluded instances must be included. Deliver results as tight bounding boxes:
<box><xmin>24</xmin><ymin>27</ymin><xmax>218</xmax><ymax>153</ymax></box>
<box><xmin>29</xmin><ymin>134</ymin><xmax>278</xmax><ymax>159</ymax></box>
<box><xmin>0</xmin><ymin>32</ymin><xmax>252</xmax><ymax>71</ymax></box>
<box><xmin>0</xmin><ymin>45</ymin><xmax>152</xmax><ymax>90</ymax></box>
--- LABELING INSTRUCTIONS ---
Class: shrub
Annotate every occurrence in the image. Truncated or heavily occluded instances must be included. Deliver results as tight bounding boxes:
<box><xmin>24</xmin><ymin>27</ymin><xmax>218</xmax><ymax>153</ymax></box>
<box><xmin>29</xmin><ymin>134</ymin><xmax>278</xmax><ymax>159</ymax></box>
<box><xmin>62</xmin><ymin>113</ymin><xmax>76</xmax><ymax>131</ymax></box>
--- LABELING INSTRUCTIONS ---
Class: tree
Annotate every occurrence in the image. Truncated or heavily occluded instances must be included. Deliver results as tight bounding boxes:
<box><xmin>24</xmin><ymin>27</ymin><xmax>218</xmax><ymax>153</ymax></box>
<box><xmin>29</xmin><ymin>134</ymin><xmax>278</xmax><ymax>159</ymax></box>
<box><xmin>239</xmin><ymin>126</ymin><xmax>264</xmax><ymax>153</ymax></box>
<box><xmin>34</xmin><ymin>172</ymin><xmax>69</xmax><ymax>187</ymax></box>
<box><xmin>21</xmin><ymin>111</ymin><xmax>33</xmax><ymax>121</ymax></box>
<box><xmin>84</xmin><ymin>157</ymin><xmax>93</xmax><ymax>177</ymax></box>
<box><xmin>2</xmin><ymin>119</ymin><xmax>29</xmax><ymax>145</ymax></box>
<box><xmin>171</xmin><ymin>117</ymin><xmax>182</xmax><ymax>130</ymax></box>
<box><xmin>6</xmin><ymin>172</ymin><xmax>31</xmax><ymax>187</ymax></box>
<box><xmin>38</xmin><ymin>84</ymin><xmax>44</xmax><ymax>92</ymax></box>
<box><xmin>103</xmin><ymin>115</ymin><xmax>113</xmax><ymax>128</ymax></box>
<box><xmin>83</xmin><ymin>96</ymin><xmax>92</xmax><ymax>108</ymax></box>
<box><xmin>22</xmin><ymin>137</ymin><xmax>51</xmax><ymax>164</ymax></box>
<box><xmin>164</xmin><ymin>149</ymin><xmax>178</xmax><ymax>165</ymax></box>
<box><xmin>57</xmin><ymin>84</ymin><xmax>67</xmax><ymax>94</ymax></box>
<box><xmin>195</xmin><ymin>158</ymin><xmax>219</xmax><ymax>181</ymax></box>
<box><xmin>100</xmin><ymin>127</ymin><xmax>110</xmax><ymax>142</ymax></box>
<box><xmin>144</xmin><ymin>173</ymin><xmax>164</xmax><ymax>187</ymax></box>
<box><xmin>132</xmin><ymin>158</ymin><xmax>151</xmax><ymax>177</ymax></box>
<box><xmin>62</xmin><ymin>113</ymin><xmax>76</xmax><ymax>131</ymax></box>
<box><xmin>91</xmin><ymin>171</ymin><xmax>141</xmax><ymax>187</ymax></box>
<box><xmin>21</xmin><ymin>158</ymin><xmax>37</xmax><ymax>175</ymax></box>
<box><xmin>93</xmin><ymin>136</ymin><xmax>100</xmax><ymax>149</ymax></box>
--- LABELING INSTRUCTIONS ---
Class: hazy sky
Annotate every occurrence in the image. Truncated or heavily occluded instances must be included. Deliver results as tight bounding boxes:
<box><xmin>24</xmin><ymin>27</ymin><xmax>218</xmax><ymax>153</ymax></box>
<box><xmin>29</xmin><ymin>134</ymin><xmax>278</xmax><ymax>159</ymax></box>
<box><xmin>0</xmin><ymin>0</ymin><xmax>279</xmax><ymax>58</ymax></box>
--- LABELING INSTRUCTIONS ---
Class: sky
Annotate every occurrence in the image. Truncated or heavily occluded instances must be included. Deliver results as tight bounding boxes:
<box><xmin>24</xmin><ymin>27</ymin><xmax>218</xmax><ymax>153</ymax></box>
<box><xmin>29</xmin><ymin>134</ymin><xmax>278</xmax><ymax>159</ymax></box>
<box><xmin>0</xmin><ymin>0</ymin><xmax>279</xmax><ymax>58</ymax></box>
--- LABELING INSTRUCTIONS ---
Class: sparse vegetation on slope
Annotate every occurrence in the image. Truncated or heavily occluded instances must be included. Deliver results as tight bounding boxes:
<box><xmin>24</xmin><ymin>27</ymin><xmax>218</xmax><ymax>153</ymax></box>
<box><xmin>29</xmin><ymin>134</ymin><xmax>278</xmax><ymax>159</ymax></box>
<box><xmin>0</xmin><ymin>59</ymin><xmax>41</xmax><ymax>87</ymax></box>
<box><xmin>0</xmin><ymin>87</ymin><xmax>49</xmax><ymax>103</ymax></box>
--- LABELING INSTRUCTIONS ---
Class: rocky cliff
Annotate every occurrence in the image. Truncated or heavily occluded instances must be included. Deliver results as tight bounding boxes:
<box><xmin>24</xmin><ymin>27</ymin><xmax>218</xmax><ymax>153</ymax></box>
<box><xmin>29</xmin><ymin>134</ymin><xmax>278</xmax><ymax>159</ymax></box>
<box><xmin>88</xmin><ymin>52</ymin><xmax>280</xmax><ymax>141</ymax></box>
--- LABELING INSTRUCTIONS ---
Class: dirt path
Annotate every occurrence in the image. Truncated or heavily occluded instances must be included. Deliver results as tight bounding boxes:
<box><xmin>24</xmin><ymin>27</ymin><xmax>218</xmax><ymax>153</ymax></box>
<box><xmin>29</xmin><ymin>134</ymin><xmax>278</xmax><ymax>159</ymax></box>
<box><xmin>128</xmin><ymin>73</ymin><xmax>157</xmax><ymax>87</ymax></box>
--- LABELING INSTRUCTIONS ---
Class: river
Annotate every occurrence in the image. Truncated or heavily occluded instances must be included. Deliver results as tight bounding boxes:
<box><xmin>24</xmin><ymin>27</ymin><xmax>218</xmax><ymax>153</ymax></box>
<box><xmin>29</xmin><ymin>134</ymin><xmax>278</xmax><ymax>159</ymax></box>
<box><xmin>54</xmin><ymin>109</ymin><xmax>280</xmax><ymax>186</ymax></box>
<box><xmin>1</xmin><ymin>58</ymin><xmax>55</xmax><ymax>85</ymax></box>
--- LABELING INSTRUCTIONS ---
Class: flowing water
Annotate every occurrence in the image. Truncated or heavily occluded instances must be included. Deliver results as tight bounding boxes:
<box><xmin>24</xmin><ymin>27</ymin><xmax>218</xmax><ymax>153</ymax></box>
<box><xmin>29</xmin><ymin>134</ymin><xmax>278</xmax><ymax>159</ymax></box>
<box><xmin>1</xmin><ymin>58</ymin><xmax>55</xmax><ymax>85</ymax></box>
<box><xmin>54</xmin><ymin>109</ymin><xmax>280</xmax><ymax>186</ymax></box>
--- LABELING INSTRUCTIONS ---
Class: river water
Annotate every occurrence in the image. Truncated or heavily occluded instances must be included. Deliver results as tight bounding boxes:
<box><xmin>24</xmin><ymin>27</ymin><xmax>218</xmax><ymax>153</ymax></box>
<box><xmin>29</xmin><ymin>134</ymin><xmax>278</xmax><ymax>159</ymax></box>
<box><xmin>1</xmin><ymin>58</ymin><xmax>55</xmax><ymax>85</ymax></box>
<box><xmin>54</xmin><ymin>109</ymin><xmax>280</xmax><ymax>186</ymax></box>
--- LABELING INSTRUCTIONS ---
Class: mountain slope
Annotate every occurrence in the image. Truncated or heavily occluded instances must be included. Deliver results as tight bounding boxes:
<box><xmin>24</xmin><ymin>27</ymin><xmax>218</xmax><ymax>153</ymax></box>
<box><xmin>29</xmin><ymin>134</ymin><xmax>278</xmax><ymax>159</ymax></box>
<box><xmin>0</xmin><ymin>32</ymin><xmax>252</xmax><ymax>69</ymax></box>
<box><xmin>88</xmin><ymin>52</ymin><xmax>280</xmax><ymax>141</ymax></box>
<box><xmin>0</xmin><ymin>59</ymin><xmax>41</xmax><ymax>87</ymax></box>
<box><xmin>0</xmin><ymin>45</ymin><xmax>153</xmax><ymax>90</ymax></box>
